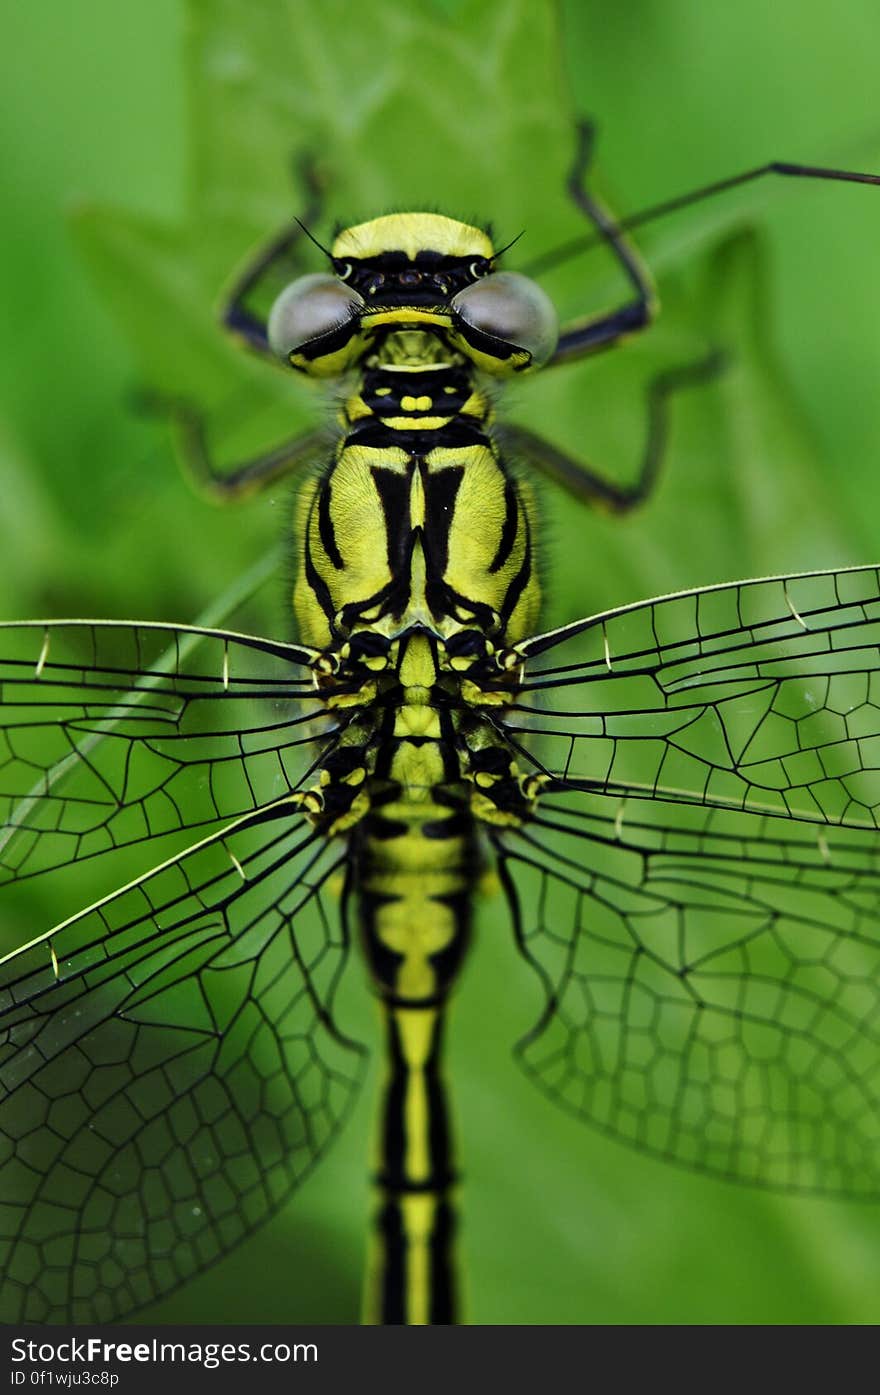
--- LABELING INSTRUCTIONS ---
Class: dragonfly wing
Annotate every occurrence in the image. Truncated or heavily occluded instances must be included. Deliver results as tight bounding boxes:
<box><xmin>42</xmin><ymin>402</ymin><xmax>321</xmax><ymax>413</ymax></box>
<box><xmin>496</xmin><ymin>565</ymin><xmax>880</xmax><ymax>1195</ymax></box>
<box><xmin>0</xmin><ymin>801</ymin><xmax>365</xmax><ymax>1322</ymax></box>
<box><xmin>513</xmin><ymin>565</ymin><xmax>880</xmax><ymax>828</ymax></box>
<box><xmin>496</xmin><ymin>795</ymin><xmax>880</xmax><ymax>1195</ymax></box>
<box><xmin>0</xmin><ymin>621</ymin><xmax>333</xmax><ymax>889</ymax></box>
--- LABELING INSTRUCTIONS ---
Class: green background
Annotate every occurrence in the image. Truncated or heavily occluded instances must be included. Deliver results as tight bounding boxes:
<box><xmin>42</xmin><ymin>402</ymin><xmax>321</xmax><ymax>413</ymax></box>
<box><xmin>2</xmin><ymin>0</ymin><xmax>880</xmax><ymax>1324</ymax></box>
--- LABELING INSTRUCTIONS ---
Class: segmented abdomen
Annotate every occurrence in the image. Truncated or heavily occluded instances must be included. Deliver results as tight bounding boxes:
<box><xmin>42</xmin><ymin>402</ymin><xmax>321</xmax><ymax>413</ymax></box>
<box><xmin>355</xmin><ymin>742</ymin><xmax>476</xmax><ymax>1326</ymax></box>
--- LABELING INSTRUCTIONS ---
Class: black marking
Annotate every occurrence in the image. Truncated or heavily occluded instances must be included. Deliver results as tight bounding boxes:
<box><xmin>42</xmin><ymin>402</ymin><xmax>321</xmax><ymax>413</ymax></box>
<box><xmin>467</xmin><ymin>745</ymin><xmax>513</xmax><ymax>775</ymax></box>
<box><xmin>427</xmin><ymin>1073</ymin><xmax>454</xmax><ymax>1195</ymax></box>
<box><xmin>373</xmin><ymin>1190</ymin><xmax>457</xmax><ymax>1324</ymax></box>
<box><xmin>322</xmin><ymin>745</ymin><xmax>368</xmax><ymax>778</ymax></box>
<box><xmin>427</xmin><ymin>892</ymin><xmax>473</xmax><ymax>988</ymax></box>
<box><xmin>292</xmin><ymin>314</ymin><xmax>360</xmax><ymax>364</ymax></box>
<box><xmin>336</xmin><ymin>569</ymin><xmax>407</xmax><ymax>636</ymax></box>
<box><xmin>303</xmin><ymin>531</ymin><xmax>337</xmax><ymax>625</ymax></box>
<box><xmin>445</xmin><ymin>628</ymin><xmax>490</xmax><ymax>660</ymax></box>
<box><xmin>369</xmin><ymin>812</ymin><xmax>410</xmax><ymax>840</ymax></box>
<box><xmin>371</xmin><ymin>466</ymin><xmax>412</xmax><ymax>573</ymax></box>
<box><xmin>316</xmin><ymin>780</ymin><xmax>363</xmax><ymax>824</ymax></box>
<box><xmin>337</xmin><ymin>248</ymin><xmax>488</xmax><ymax>305</ymax></box>
<box><xmin>348</xmin><ymin>418</ymin><xmax>489</xmax><ymax>451</ymax></box>
<box><xmin>361</xmin><ymin>367</ymin><xmax>472</xmax><ymax>416</ymax></box>
<box><xmin>382</xmin><ymin>1058</ymin><xmax>407</xmax><ymax>1190</ymax></box>
<box><xmin>428</xmin><ymin>1198</ymin><xmax>457</xmax><ymax>1325</ymax></box>
<box><xmin>423</xmin><ymin>466</ymin><xmax>464</xmax><ymax>576</ymax></box>
<box><xmin>357</xmin><ymin>814</ymin><xmax>475</xmax><ymax>1001</ymax></box>
<box><xmin>422</xmin><ymin>813</ymin><xmax>466</xmax><ymax>840</ymax></box>
<box><xmin>488</xmin><ymin>478</ymin><xmax>519</xmax><ymax>575</ymax></box>
<box><xmin>500</xmin><ymin>528</ymin><xmax>533</xmax><ymax>623</ymax></box>
<box><xmin>376</xmin><ymin>1173</ymin><xmax>458</xmax><ymax>1193</ymax></box>
<box><xmin>347</xmin><ymin>630</ymin><xmax>392</xmax><ymax>660</ymax></box>
<box><xmin>425</xmin><ymin>576</ymin><xmax>497</xmax><ymax>635</ymax></box>
<box><xmin>357</xmin><ymin>888</ymin><xmax>403</xmax><ymax>986</ymax></box>
<box><xmin>439</xmin><ymin>732</ymin><xmax>464</xmax><ymax>782</ymax></box>
<box><xmin>452</xmin><ymin>312</ymin><xmax>523</xmax><ymax>364</ymax></box>
<box><xmin>371</xmin><ymin>712</ymin><xmax>405</xmax><ymax>780</ymax></box>
<box><xmin>427</xmin><ymin>777</ymin><xmax>468</xmax><ymax>811</ymax></box>
<box><xmin>317</xmin><ymin>478</ymin><xmax>345</xmax><ymax>570</ymax></box>
<box><xmin>364</xmin><ymin>771</ymin><xmax>403</xmax><ymax>806</ymax></box>
<box><xmin>379</xmin><ymin>1010</ymin><xmax>455</xmax><ymax>1192</ymax></box>
<box><xmin>377</xmin><ymin>1199</ymin><xmax>407</xmax><ymax>1324</ymax></box>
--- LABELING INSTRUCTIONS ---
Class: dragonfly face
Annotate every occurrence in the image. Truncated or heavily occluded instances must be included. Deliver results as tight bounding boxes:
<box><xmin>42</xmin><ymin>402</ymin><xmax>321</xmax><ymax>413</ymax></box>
<box><xmin>267</xmin><ymin>213</ymin><xmax>558</xmax><ymax>379</ymax></box>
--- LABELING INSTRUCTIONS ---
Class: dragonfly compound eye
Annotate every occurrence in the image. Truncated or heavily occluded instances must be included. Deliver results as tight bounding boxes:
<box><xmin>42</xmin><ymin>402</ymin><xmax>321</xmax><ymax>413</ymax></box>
<box><xmin>452</xmin><ymin>270</ymin><xmax>558</xmax><ymax>366</ymax></box>
<box><xmin>268</xmin><ymin>273</ymin><xmax>365</xmax><ymax>359</ymax></box>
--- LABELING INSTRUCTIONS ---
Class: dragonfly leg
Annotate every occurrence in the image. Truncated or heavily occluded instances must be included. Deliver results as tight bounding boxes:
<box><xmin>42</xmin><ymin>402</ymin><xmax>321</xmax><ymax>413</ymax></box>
<box><xmin>501</xmin><ymin>349</ymin><xmax>726</xmax><ymax>512</ymax></box>
<box><xmin>550</xmin><ymin>118</ymin><xmax>658</xmax><ymax>367</ymax></box>
<box><xmin>134</xmin><ymin>389</ymin><xmax>328</xmax><ymax>502</ymax></box>
<box><xmin>222</xmin><ymin>150</ymin><xmax>327</xmax><ymax>363</ymax></box>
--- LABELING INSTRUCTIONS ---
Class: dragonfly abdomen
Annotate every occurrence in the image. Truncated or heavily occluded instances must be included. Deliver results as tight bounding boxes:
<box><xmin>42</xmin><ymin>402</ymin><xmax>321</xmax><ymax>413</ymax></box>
<box><xmin>357</xmin><ymin>799</ymin><xmax>472</xmax><ymax>1326</ymax></box>
<box><xmin>354</xmin><ymin>667</ymin><xmax>476</xmax><ymax>1324</ymax></box>
<box><xmin>358</xmin><ymin>785</ymin><xmax>475</xmax><ymax>1000</ymax></box>
<box><xmin>362</xmin><ymin>1001</ymin><xmax>459</xmax><ymax>1326</ymax></box>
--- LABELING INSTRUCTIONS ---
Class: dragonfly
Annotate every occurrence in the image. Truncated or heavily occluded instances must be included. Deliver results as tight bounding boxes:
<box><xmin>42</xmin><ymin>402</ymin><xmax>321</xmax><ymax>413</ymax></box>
<box><xmin>2</xmin><ymin>124</ymin><xmax>880</xmax><ymax>1326</ymax></box>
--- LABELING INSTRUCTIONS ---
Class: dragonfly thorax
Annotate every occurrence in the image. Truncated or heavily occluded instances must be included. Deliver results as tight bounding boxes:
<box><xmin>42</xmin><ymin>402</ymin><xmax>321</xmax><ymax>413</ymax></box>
<box><xmin>293</xmin><ymin>382</ymin><xmax>540</xmax><ymax>652</ymax></box>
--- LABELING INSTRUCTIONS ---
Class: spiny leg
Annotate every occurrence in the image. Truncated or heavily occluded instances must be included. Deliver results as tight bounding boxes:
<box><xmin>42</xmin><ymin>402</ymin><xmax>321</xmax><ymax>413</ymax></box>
<box><xmin>502</xmin><ymin>350</ymin><xmax>725</xmax><ymax>512</ymax></box>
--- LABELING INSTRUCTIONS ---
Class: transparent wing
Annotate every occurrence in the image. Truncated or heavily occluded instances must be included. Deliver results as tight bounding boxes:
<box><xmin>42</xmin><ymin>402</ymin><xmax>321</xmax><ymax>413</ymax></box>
<box><xmin>0</xmin><ymin>801</ymin><xmax>365</xmax><ymax>1323</ymax></box>
<box><xmin>511</xmin><ymin>565</ymin><xmax>880</xmax><ymax>827</ymax></box>
<box><xmin>0</xmin><ymin>620</ymin><xmax>335</xmax><ymax>890</ymax></box>
<box><xmin>495</xmin><ymin>565</ymin><xmax>880</xmax><ymax>1195</ymax></box>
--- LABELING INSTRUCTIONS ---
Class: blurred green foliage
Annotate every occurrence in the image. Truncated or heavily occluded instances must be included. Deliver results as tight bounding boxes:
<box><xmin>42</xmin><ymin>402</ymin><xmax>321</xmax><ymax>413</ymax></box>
<box><xmin>2</xmin><ymin>0</ymin><xmax>880</xmax><ymax>1324</ymax></box>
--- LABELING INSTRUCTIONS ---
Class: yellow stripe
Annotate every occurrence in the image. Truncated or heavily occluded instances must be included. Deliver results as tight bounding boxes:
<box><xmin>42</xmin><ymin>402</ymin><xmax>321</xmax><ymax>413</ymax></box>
<box><xmin>361</xmin><ymin>308</ymin><xmax>452</xmax><ymax>331</ymax></box>
<box><xmin>401</xmin><ymin>1194</ymin><xmax>434</xmax><ymax>1325</ymax></box>
<box><xmin>332</xmin><ymin>212</ymin><xmax>494</xmax><ymax>261</ymax></box>
<box><xmin>383</xmin><ymin>415</ymin><xmax>451</xmax><ymax>430</ymax></box>
<box><xmin>397</xmin><ymin>1008</ymin><xmax>433</xmax><ymax>1182</ymax></box>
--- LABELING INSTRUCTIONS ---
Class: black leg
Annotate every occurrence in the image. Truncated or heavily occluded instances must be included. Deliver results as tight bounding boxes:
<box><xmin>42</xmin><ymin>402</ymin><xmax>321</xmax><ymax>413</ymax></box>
<box><xmin>222</xmin><ymin>151</ymin><xmax>327</xmax><ymax>363</ymax></box>
<box><xmin>549</xmin><ymin>119</ymin><xmax>658</xmax><ymax>367</ymax></box>
<box><xmin>133</xmin><ymin>153</ymin><xmax>331</xmax><ymax>499</ymax></box>
<box><xmin>136</xmin><ymin>391</ymin><xmax>328</xmax><ymax>503</ymax></box>
<box><xmin>501</xmin><ymin>351</ymin><xmax>725</xmax><ymax>512</ymax></box>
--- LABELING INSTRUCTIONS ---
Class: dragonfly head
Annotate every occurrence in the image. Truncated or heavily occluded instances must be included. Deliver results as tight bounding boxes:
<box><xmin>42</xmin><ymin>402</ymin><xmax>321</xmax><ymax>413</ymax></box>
<box><xmin>268</xmin><ymin>212</ymin><xmax>558</xmax><ymax>377</ymax></box>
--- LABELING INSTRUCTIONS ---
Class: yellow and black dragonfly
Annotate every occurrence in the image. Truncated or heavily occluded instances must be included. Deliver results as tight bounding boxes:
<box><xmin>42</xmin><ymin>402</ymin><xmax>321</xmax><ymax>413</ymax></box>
<box><xmin>2</xmin><ymin>131</ymin><xmax>880</xmax><ymax>1325</ymax></box>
